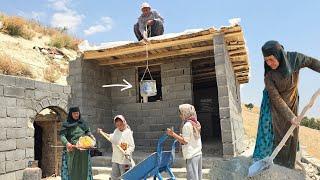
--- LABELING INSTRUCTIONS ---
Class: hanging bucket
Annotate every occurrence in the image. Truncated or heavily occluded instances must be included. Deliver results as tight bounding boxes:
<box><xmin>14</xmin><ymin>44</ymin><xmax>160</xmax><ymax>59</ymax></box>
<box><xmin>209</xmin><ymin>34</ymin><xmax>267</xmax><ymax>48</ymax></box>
<box><xmin>140</xmin><ymin>80</ymin><xmax>157</xmax><ymax>97</ymax></box>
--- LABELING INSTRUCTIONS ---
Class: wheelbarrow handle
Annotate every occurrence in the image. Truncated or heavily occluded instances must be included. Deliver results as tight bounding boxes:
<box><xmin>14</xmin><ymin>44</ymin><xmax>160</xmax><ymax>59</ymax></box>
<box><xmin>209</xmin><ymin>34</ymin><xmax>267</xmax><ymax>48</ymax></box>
<box><xmin>270</xmin><ymin>88</ymin><xmax>320</xmax><ymax>160</ymax></box>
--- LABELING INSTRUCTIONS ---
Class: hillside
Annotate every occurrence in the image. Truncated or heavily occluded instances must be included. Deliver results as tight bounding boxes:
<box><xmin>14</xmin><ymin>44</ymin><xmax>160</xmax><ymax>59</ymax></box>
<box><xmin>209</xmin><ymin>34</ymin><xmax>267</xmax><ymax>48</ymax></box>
<box><xmin>242</xmin><ymin>105</ymin><xmax>320</xmax><ymax>160</ymax></box>
<box><xmin>0</xmin><ymin>14</ymin><xmax>78</xmax><ymax>85</ymax></box>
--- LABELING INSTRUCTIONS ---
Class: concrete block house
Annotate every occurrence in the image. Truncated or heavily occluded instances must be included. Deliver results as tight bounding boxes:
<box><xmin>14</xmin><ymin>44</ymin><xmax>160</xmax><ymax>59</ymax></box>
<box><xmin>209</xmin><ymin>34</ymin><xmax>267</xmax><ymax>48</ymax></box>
<box><xmin>68</xmin><ymin>25</ymin><xmax>250</xmax><ymax>158</ymax></box>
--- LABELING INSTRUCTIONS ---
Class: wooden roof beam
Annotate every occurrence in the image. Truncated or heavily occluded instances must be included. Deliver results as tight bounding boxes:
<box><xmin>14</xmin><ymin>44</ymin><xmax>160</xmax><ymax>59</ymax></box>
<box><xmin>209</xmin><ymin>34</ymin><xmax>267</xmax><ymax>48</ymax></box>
<box><xmin>99</xmin><ymin>45</ymin><xmax>214</xmax><ymax>66</ymax></box>
<box><xmin>84</xmin><ymin>33</ymin><xmax>216</xmax><ymax>60</ymax></box>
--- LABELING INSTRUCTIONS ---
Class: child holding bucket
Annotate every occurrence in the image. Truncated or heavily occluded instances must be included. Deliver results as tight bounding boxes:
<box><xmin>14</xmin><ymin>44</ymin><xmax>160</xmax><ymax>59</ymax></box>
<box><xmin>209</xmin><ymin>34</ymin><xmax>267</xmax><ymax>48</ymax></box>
<box><xmin>97</xmin><ymin>115</ymin><xmax>135</xmax><ymax>180</ymax></box>
<box><xmin>167</xmin><ymin>104</ymin><xmax>202</xmax><ymax>180</ymax></box>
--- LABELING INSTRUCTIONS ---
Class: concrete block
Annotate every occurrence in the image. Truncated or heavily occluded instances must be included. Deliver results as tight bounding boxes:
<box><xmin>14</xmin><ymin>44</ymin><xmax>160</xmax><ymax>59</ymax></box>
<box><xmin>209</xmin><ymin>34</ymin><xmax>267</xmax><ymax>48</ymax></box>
<box><xmin>172</xmin><ymin>84</ymin><xmax>185</xmax><ymax>91</ymax></box>
<box><xmin>16</xmin><ymin>138</ymin><xmax>27</xmax><ymax>149</ymax></box>
<box><xmin>35</xmin><ymin>104</ymin><xmax>43</xmax><ymax>114</ymax></box>
<box><xmin>24</xmin><ymin>99</ymin><xmax>35</xmax><ymax>110</ymax></box>
<box><xmin>26</xmin><ymin>128</ymin><xmax>34</xmax><ymax>137</ymax></box>
<box><xmin>175</xmin><ymin>76</ymin><xmax>191</xmax><ymax>84</ymax></box>
<box><xmin>144</xmin><ymin>117</ymin><xmax>162</xmax><ymax>124</ymax></box>
<box><xmin>34</xmin><ymin>91</ymin><xmax>48</xmax><ymax>100</ymax></box>
<box><xmin>6</xmin><ymin>128</ymin><xmax>27</xmax><ymax>139</ymax></box>
<box><xmin>163</xmin><ymin>107</ymin><xmax>178</xmax><ymax>116</ymax></box>
<box><xmin>26</xmin><ymin>138</ymin><xmax>34</xmax><ymax>148</ymax></box>
<box><xmin>220</xmin><ymin>118</ymin><xmax>232</xmax><ymax>131</ymax></box>
<box><xmin>141</xmin><ymin>102</ymin><xmax>162</xmax><ymax>110</ymax></box>
<box><xmin>221</xmin><ymin>131</ymin><xmax>235</xmax><ymax>143</ymax></box>
<box><xmin>222</xmin><ymin>143</ymin><xmax>236</xmax><ymax>157</ymax></box>
<box><xmin>25</xmin><ymin>89</ymin><xmax>35</xmax><ymax>99</ymax></box>
<box><xmin>0</xmin><ymin>108</ymin><xmax>6</xmax><ymax>118</ymax></box>
<box><xmin>0</xmin><ymin>130</ymin><xmax>6</xmax><ymax>140</ymax></box>
<box><xmin>162</xmin><ymin>77</ymin><xmax>175</xmax><ymax>85</ymax></box>
<box><xmin>0</xmin><ymin>161</ymin><xmax>4</xmax><ymax>174</ymax></box>
<box><xmin>0</xmin><ymin>85</ymin><xmax>3</xmax><ymax>96</ymax></box>
<box><xmin>64</xmin><ymin>86</ymin><xmax>71</xmax><ymax>94</ymax></box>
<box><xmin>214</xmin><ymin>53</ymin><xmax>226</xmax><ymax>66</ymax></box>
<box><xmin>0</xmin><ymin>75</ymin><xmax>16</xmax><ymax>86</ymax></box>
<box><xmin>216</xmin><ymin>76</ymin><xmax>227</xmax><ymax>86</ymax></box>
<box><xmin>7</xmin><ymin>107</ymin><xmax>27</xmax><ymax>118</ymax></box>
<box><xmin>5</xmin><ymin>160</ymin><xmax>25</xmax><ymax>172</ymax></box>
<box><xmin>0</xmin><ymin>171</ymin><xmax>15</xmax><ymax>179</ymax></box>
<box><xmin>0</xmin><ymin>139</ymin><xmax>16</xmax><ymax>151</ymax></box>
<box><xmin>184</xmin><ymin>84</ymin><xmax>192</xmax><ymax>91</ymax></box>
<box><xmin>174</xmin><ymin>61</ymin><xmax>191</xmax><ymax>69</ymax></box>
<box><xmin>4</xmin><ymin>97</ymin><xmax>17</xmax><ymax>107</ymax></box>
<box><xmin>40</xmin><ymin>99</ymin><xmax>50</xmax><ymax>108</ymax></box>
<box><xmin>213</xmin><ymin>34</ymin><xmax>224</xmax><ymax>45</ymax></box>
<box><xmin>215</xmin><ymin>64</ymin><xmax>226</xmax><ymax>77</ymax></box>
<box><xmin>219</xmin><ymin>107</ymin><xmax>230</xmax><ymax>118</ymax></box>
<box><xmin>0</xmin><ymin>118</ymin><xmax>16</xmax><ymax>128</ymax></box>
<box><xmin>16</xmin><ymin>118</ymin><xmax>28</xmax><ymax>128</ymax></box>
<box><xmin>162</xmin><ymin>91</ymin><xmax>176</xmax><ymax>100</ymax></box>
<box><xmin>166</xmin><ymin>69</ymin><xmax>184</xmax><ymax>77</ymax></box>
<box><xmin>161</xmin><ymin>62</ymin><xmax>175</xmax><ymax>71</ymax></box>
<box><xmin>218</xmin><ymin>96</ymin><xmax>229</xmax><ymax>108</ymax></box>
<box><xmin>176</xmin><ymin>91</ymin><xmax>192</xmax><ymax>99</ymax></box>
<box><xmin>4</xmin><ymin>86</ymin><xmax>25</xmax><ymax>98</ymax></box>
<box><xmin>6</xmin><ymin>149</ymin><xmax>25</xmax><ymax>161</ymax></box>
<box><xmin>15</xmin><ymin>78</ymin><xmax>35</xmax><ymax>89</ymax></box>
<box><xmin>25</xmin><ymin>148</ymin><xmax>34</xmax><ymax>158</ymax></box>
<box><xmin>0</xmin><ymin>152</ymin><xmax>5</xmax><ymax>162</ymax></box>
<box><xmin>50</xmin><ymin>84</ymin><xmax>65</xmax><ymax>93</ymax></box>
<box><xmin>35</xmin><ymin>81</ymin><xmax>49</xmax><ymax>91</ymax></box>
<box><xmin>217</xmin><ymin>86</ymin><xmax>229</xmax><ymax>97</ymax></box>
<box><xmin>16</xmin><ymin>98</ymin><xmax>27</xmax><ymax>107</ymax></box>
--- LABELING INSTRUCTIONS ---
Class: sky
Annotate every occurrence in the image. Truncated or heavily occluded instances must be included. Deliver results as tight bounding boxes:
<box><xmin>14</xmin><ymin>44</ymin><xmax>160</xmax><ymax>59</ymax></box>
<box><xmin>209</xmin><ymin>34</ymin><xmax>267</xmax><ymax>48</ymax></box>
<box><xmin>1</xmin><ymin>0</ymin><xmax>320</xmax><ymax>117</ymax></box>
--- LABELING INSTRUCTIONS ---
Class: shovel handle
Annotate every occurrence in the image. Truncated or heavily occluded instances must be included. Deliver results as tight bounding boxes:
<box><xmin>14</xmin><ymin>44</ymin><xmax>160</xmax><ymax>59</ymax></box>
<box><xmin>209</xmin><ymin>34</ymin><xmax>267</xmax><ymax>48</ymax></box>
<box><xmin>270</xmin><ymin>89</ymin><xmax>320</xmax><ymax>160</ymax></box>
<box><xmin>98</xmin><ymin>130</ymin><xmax>128</xmax><ymax>155</ymax></box>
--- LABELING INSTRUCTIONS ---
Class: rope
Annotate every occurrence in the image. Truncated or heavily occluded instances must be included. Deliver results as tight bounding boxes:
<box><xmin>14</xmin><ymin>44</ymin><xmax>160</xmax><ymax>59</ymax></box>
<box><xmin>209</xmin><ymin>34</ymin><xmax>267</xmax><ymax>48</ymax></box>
<box><xmin>140</xmin><ymin>25</ymin><xmax>153</xmax><ymax>82</ymax></box>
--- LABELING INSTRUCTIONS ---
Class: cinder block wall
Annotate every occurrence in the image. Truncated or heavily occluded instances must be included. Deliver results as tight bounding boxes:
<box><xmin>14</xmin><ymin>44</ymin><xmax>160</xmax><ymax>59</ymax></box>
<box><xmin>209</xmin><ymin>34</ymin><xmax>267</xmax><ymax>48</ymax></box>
<box><xmin>0</xmin><ymin>74</ymin><xmax>70</xmax><ymax>180</ymax></box>
<box><xmin>110</xmin><ymin>60</ymin><xmax>193</xmax><ymax>151</ymax></box>
<box><xmin>69</xmin><ymin>58</ymin><xmax>193</xmax><ymax>152</ymax></box>
<box><xmin>214</xmin><ymin>34</ymin><xmax>246</xmax><ymax>158</ymax></box>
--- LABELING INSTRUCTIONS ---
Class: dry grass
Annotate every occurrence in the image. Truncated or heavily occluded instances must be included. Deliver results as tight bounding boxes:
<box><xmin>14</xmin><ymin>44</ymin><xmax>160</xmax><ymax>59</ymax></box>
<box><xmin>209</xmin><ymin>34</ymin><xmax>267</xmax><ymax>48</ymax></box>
<box><xmin>0</xmin><ymin>13</ymin><xmax>80</xmax><ymax>50</ymax></box>
<box><xmin>49</xmin><ymin>34</ymin><xmax>80</xmax><ymax>50</ymax></box>
<box><xmin>43</xmin><ymin>64</ymin><xmax>61</xmax><ymax>83</ymax></box>
<box><xmin>242</xmin><ymin>105</ymin><xmax>320</xmax><ymax>160</ymax></box>
<box><xmin>1</xmin><ymin>16</ymin><xmax>35</xmax><ymax>40</ymax></box>
<box><xmin>0</xmin><ymin>53</ymin><xmax>33</xmax><ymax>78</ymax></box>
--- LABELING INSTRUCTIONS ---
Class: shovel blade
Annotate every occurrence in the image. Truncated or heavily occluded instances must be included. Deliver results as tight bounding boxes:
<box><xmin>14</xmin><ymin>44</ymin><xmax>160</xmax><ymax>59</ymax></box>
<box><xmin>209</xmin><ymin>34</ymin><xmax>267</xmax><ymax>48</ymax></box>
<box><xmin>248</xmin><ymin>157</ymin><xmax>273</xmax><ymax>177</ymax></box>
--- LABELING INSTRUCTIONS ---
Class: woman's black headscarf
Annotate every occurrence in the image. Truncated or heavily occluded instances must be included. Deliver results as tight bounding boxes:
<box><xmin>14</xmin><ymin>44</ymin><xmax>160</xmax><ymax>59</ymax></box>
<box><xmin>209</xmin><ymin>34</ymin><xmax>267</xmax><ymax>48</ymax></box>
<box><xmin>262</xmin><ymin>40</ymin><xmax>306</xmax><ymax>77</ymax></box>
<box><xmin>67</xmin><ymin>107</ymin><xmax>81</xmax><ymax>123</ymax></box>
<box><xmin>60</xmin><ymin>107</ymin><xmax>89</xmax><ymax>133</ymax></box>
<box><xmin>262</xmin><ymin>40</ymin><xmax>293</xmax><ymax>77</ymax></box>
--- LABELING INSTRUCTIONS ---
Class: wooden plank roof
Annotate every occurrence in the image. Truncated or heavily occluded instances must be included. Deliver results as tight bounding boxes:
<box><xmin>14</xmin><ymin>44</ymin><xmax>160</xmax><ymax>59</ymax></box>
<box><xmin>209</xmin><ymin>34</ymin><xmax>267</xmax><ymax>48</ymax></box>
<box><xmin>83</xmin><ymin>25</ymin><xmax>250</xmax><ymax>84</ymax></box>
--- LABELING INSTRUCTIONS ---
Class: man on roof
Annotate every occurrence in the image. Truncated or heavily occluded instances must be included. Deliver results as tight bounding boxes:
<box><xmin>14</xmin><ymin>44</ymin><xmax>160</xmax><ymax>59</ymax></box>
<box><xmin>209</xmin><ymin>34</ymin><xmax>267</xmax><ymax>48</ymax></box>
<box><xmin>134</xmin><ymin>2</ymin><xmax>164</xmax><ymax>41</ymax></box>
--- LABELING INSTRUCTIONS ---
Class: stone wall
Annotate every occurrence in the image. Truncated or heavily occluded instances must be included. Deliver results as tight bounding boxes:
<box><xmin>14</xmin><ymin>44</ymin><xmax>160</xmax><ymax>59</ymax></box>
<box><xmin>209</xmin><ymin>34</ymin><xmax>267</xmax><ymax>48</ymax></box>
<box><xmin>214</xmin><ymin>33</ymin><xmax>246</xmax><ymax>158</ymax></box>
<box><xmin>0</xmin><ymin>74</ymin><xmax>70</xmax><ymax>180</ymax></box>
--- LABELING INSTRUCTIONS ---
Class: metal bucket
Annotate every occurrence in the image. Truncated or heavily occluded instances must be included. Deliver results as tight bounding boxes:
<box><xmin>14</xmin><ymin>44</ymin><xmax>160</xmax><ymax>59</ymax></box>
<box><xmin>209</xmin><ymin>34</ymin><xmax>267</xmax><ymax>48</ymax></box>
<box><xmin>140</xmin><ymin>80</ymin><xmax>157</xmax><ymax>97</ymax></box>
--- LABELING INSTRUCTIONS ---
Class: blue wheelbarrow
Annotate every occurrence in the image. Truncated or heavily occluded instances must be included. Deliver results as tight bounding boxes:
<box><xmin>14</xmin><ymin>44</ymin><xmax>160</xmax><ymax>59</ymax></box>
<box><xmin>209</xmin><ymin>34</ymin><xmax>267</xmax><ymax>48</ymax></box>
<box><xmin>120</xmin><ymin>134</ymin><xmax>178</xmax><ymax>180</ymax></box>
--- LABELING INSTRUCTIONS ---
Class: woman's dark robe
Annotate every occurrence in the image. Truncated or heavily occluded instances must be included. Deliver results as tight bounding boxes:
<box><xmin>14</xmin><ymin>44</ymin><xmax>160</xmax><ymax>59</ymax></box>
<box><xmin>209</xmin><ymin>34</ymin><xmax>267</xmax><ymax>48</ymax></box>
<box><xmin>60</xmin><ymin>108</ymin><xmax>93</xmax><ymax>180</ymax></box>
<box><xmin>265</xmin><ymin>52</ymin><xmax>320</xmax><ymax>168</ymax></box>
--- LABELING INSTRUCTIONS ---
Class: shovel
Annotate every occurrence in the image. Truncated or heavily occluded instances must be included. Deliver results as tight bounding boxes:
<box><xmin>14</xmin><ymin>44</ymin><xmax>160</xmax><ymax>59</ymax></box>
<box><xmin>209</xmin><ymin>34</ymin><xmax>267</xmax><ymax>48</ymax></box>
<box><xmin>248</xmin><ymin>88</ymin><xmax>320</xmax><ymax>177</ymax></box>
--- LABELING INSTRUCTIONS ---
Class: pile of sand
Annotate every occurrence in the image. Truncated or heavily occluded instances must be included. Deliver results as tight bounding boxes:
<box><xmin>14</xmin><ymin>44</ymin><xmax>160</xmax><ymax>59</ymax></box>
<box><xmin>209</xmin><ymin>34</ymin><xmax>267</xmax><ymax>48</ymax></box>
<box><xmin>209</xmin><ymin>156</ymin><xmax>318</xmax><ymax>180</ymax></box>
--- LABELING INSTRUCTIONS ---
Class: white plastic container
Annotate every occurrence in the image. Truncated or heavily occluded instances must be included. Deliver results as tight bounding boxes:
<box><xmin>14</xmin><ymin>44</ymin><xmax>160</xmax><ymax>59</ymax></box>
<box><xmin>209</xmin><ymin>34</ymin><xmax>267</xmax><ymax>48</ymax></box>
<box><xmin>140</xmin><ymin>80</ymin><xmax>157</xmax><ymax>97</ymax></box>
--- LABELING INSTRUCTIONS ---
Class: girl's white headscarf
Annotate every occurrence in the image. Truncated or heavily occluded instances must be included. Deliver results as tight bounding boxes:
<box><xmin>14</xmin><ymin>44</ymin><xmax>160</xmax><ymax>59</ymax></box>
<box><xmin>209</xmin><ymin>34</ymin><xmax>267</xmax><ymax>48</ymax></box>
<box><xmin>178</xmin><ymin>104</ymin><xmax>201</xmax><ymax>139</ymax></box>
<box><xmin>114</xmin><ymin>115</ymin><xmax>131</xmax><ymax>130</ymax></box>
